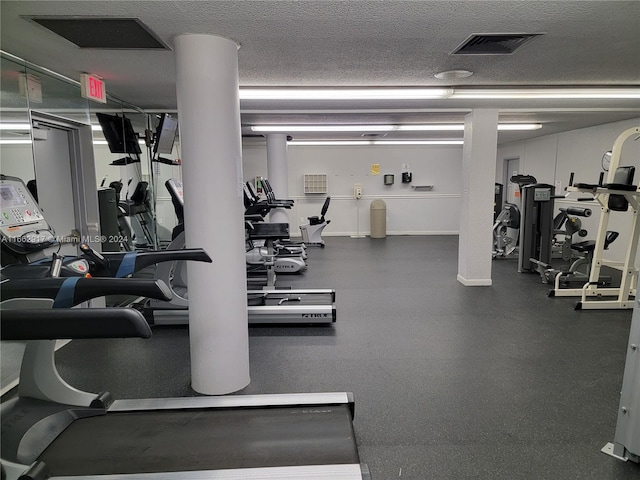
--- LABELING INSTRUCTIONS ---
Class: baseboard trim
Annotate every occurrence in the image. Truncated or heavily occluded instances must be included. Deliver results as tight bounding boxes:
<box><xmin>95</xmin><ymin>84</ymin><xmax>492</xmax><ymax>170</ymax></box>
<box><xmin>457</xmin><ymin>274</ymin><xmax>492</xmax><ymax>286</ymax></box>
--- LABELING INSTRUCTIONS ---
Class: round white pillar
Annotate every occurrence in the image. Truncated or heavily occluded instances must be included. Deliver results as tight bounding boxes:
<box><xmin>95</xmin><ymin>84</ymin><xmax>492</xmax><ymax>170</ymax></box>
<box><xmin>266</xmin><ymin>133</ymin><xmax>290</xmax><ymax>224</ymax></box>
<box><xmin>174</xmin><ymin>34</ymin><xmax>250</xmax><ymax>394</ymax></box>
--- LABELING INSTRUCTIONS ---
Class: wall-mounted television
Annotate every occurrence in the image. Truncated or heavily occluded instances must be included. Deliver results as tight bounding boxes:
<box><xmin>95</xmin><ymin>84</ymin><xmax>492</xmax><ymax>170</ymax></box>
<box><xmin>96</xmin><ymin>112</ymin><xmax>142</xmax><ymax>155</ymax></box>
<box><xmin>154</xmin><ymin>113</ymin><xmax>178</xmax><ymax>155</ymax></box>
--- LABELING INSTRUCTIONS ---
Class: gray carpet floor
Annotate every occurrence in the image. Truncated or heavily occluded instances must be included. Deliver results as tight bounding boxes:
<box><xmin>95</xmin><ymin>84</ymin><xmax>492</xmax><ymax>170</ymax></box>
<box><xmin>22</xmin><ymin>236</ymin><xmax>640</xmax><ymax>479</ymax></box>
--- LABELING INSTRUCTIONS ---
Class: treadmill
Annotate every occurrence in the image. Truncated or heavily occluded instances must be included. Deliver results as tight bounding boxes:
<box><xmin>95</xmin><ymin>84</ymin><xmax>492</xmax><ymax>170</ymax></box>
<box><xmin>147</xmin><ymin>178</ymin><xmax>337</xmax><ymax>325</ymax></box>
<box><xmin>0</xmin><ymin>175</ymin><xmax>368</xmax><ymax>479</ymax></box>
<box><xmin>0</xmin><ymin>277</ymin><xmax>369</xmax><ymax>479</ymax></box>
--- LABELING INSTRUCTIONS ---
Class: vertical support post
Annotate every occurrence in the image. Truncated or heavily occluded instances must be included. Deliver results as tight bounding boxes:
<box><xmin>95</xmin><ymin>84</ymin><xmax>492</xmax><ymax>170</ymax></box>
<box><xmin>457</xmin><ymin>109</ymin><xmax>499</xmax><ymax>286</ymax></box>
<box><xmin>266</xmin><ymin>133</ymin><xmax>290</xmax><ymax>224</ymax></box>
<box><xmin>174</xmin><ymin>34</ymin><xmax>250</xmax><ymax>394</ymax></box>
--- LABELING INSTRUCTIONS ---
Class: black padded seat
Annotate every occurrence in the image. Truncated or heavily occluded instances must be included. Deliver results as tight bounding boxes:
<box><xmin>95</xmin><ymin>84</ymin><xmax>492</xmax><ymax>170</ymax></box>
<box><xmin>571</xmin><ymin>231</ymin><xmax>619</xmax><ymax>255</ymax></box>
<box><xmin>573</xmin><ymin>183</ymin><xmax>600</xmax><ymax>190</ymax></box>
<box><xmin>602</xmin><ymin>183</ymin><xmax>638</xmax><ymax>191</ymax></box>
<box><xmin>572</xmin><ymin>240</ymin><xmax>596</xmax><ymax>254</ymax></box>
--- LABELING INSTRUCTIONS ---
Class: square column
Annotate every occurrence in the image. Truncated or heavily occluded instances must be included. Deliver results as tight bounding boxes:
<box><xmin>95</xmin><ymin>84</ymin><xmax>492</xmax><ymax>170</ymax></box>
<box><xmin>457</xmin><ymin>109</ymin><xmax>499</xmax><ymax>286</ymax></box>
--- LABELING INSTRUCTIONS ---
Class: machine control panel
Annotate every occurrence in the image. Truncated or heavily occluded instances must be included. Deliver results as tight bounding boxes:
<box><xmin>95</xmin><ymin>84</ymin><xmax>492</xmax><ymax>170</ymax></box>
<box><xmin>0</xmin><ymin>175</ymin><xmax>56</xmax><ymax>252</ymax></box>
<box><xmin>534</xmin><ymin>188</ymin><xmax>551</xmax><ymax>202</ymax></box>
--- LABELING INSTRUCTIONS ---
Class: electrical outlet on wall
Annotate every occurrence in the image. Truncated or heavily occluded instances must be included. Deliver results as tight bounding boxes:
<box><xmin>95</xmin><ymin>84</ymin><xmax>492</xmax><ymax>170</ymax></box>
<box><xmin>354</xmin><ymin>183</ymin><xmax>363</xmax><ymax>199</ymax></box>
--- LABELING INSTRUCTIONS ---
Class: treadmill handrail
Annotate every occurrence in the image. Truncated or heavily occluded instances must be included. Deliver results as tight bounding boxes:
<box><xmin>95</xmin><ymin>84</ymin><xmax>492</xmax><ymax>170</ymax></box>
<box><xmin>1</xmin><ymin>308</ymin><xmax>152</xmax><ymax>340</ymax></box>
<box><xmin>0</xmin><ymin>277</ymin><xmax>172</xmax><ymax>306</ymax></box>
<box><xmin>87</xmin><ymin>248</ymin><xmax>213</xmax><ymax>277</ymax></box>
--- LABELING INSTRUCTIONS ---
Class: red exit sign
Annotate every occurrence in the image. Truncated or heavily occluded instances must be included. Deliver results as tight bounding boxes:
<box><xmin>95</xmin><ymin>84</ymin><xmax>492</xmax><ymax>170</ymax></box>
<box><xmin>80</xmin><ymin>74</ymin><xmax>107</xmax><ymax>103</ymax></box>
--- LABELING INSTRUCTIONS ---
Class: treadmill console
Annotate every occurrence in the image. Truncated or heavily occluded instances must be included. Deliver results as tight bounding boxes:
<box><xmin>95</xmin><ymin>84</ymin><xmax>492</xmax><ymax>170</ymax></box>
<box><xmin>0</xmin><ymin>175</ymin><xmax>56</xmax><ymax>254</ymax></box>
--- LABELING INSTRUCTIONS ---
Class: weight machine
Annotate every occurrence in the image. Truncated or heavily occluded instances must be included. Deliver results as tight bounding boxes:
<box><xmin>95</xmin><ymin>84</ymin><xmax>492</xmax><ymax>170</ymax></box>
<box><xmin>562</xmin><ymin>126</ymin><xmax>639</xmax><ymax>310</ymax></box>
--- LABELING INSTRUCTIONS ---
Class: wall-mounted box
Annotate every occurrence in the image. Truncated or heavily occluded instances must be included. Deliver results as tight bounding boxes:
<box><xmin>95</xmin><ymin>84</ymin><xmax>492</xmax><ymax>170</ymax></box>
<box><xmin>384</xmin><ymin>174</ymin><xmax>394</xmax><ymax>185</ymax></box>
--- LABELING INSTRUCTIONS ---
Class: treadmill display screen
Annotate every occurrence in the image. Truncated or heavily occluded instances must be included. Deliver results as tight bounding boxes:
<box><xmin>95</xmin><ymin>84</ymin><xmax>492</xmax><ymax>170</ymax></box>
<box><xmin>0</xmin><ymin>185</ymin><xmax>27</xmax><ymax>207</ymax></box>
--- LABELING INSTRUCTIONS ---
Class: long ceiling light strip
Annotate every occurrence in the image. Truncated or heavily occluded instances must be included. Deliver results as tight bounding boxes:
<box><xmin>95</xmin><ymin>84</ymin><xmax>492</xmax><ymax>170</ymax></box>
<box><xmin>0</xmin><ymin>139</ymin><xmax>33</xmax><ymax>144</ymax></box>
<box><xmin>240</xmin><ymin>88</ymin><xmax>454</xmax><ymax>100</ymax></box>
<box><xmin>240</xmin><ymin>87</ymin><xmax>639</xmax><ymax>100</ymax></box>
<box><xmin>0</xmin><ymin>123</ymin><xmax>31</xmax><ymax>130</ymax></box>
<box><xmin>450</xmin><ymin>88</ymin><xmax>640</xmax><ymax>99</ymax></box>
<box><xmin>288</xmin><ymin>140</ymin><xmax>464</xmax><ymax>146</ymax></box>
<box><xmin>252</xmin><ymin>125</ymin><xmax>395</xmax><ymax>132</ymax></box>
<box><xmin>252</xmin><ymin>123</ymin><xmax>541</xmax><ymax>132</ymax></box>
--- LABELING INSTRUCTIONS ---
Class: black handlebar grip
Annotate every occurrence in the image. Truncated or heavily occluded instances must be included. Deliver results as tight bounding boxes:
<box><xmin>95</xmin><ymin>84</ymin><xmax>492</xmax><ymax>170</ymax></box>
<box><xmin>1</xmin><ymin>277</ymin><xmax>172</xmax><ymax>306</ymax></box>
<box><xmin>565</xmin><ymin>207</ymin><xmax>592</xmax><ymax>217</ymax></box>
<box><xmin>1</xmin><ymin>308</ymin><xmax>152</xmax><ymax>340</ymax></box>
<box><xmin>133</xmin><ymin>248</ymin><xmax>212</xmax><ymax>271</ymax></box>
<box><xmin>80</xmin><ymin>243</ymin><xmax>109</xmax><ymax>268</ymax></box>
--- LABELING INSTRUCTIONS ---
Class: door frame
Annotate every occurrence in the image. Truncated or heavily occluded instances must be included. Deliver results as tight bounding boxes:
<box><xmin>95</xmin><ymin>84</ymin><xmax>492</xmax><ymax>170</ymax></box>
<box><xmin>29</xmin><ymin>111</ymin><xmax>101</xmax><ymax>251</ymax></box>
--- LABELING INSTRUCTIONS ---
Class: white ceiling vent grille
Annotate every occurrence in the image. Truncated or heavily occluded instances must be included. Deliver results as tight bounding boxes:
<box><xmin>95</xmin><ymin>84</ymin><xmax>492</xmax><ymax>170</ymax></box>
<box><xmin>452</xmin><ymin>33</ymin><xmax>542</xmax><ymax>55</ymax></box>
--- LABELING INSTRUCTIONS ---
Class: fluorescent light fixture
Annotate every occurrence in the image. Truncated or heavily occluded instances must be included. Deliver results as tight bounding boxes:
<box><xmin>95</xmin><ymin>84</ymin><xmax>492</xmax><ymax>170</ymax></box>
<box><xmin>497</xmin><ymin>123</ymin><xmax>542</xmax><ymax>130</ymax></box>
<box><xmin>252</xmin><ymin>125</ymin><xmax>394</xmax><ymax>132</ymax></box>
<box><xmin>240</xmin><ymin>88</ymin><xmax>453</xmax><ymax>100</ymax></box>
<box><xmin>254</xmin><ymin>123</ymin><xmax>541</xmax><ymax>132</ymax></box>
<box><xmin>397</xmin><ymin>124</ymin><xmax>464</xmax><ymax>131</ymax></box>
<box><xmin>91</xmin><ymin>125</ymin><xmax>103</xmax><ymax>131</ymax></box>
<box><xmin>0</xmin><ymin>139</ymin><xmax>33</xmax><ymax>144</ymax></box>
<box><xmin>241</xmin><ymin>86</ymin><xmax>636</xmax><ymax>101</ymax></box>
<box><xmin>451</xmin><ymin>88</ymin><xmax>640</xmax><ymax>99</ymax></box>
<box><xmin>288</xmin><ymin>140</ymin><xmax>463</xmax><ymax>146</ymax></box>
<box><xmin>373</xmin><ymin>140</ymin><xmax>464</xmax><ymax>145</ymax></box>
<box><xmin>93</xmin><ymin>139</ymin><xmax>146</xmax><ymax>146</ymax></box>
<box><xmin>0</xmin><ymin>123</ymin><xmax>31</xmax><ymax>130</ymax></box>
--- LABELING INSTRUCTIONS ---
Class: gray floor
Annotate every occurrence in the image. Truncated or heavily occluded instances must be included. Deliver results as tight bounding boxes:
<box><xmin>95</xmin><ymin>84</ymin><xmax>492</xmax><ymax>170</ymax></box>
<box><xmin>11</xmin><ymin>236</ymin><xmax>640</xmax><ymax>479</ymax></box>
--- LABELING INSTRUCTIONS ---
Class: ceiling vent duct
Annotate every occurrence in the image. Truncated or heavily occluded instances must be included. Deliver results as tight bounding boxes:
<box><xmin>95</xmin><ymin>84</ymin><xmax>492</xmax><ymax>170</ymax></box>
<box><xmin>28</xmin><ymin>17</ymin><xmax>169</xmax><ymax>49</ymax></box>
<box><xmin>452</xmin><ymin>33</ymin><xmax>542</xmax><ymax>55</ymax></box>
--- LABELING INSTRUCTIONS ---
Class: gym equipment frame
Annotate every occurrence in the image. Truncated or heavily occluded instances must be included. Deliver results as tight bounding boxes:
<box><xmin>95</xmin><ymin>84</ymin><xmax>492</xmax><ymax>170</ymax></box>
<box><xmin>560</xmin><ymin>126</ymin><xmax>639</xmax><ymax>310</ymax></box>
<box><xmin>602</xmin><ymin>297</ymin><xmax>640</xmax><ymax>463</ymax></box>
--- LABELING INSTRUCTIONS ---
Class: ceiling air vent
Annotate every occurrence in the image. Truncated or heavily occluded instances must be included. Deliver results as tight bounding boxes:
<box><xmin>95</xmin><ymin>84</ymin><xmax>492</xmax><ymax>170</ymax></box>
<box><xmin>28</xmin><ymin>17</ymin><xmax>169</xmax><ymax>50</ymax></box>
<box><xmin>452</xmin><ymin>33</ymin><xmax>542</xmax><ymax>55</ymax></box>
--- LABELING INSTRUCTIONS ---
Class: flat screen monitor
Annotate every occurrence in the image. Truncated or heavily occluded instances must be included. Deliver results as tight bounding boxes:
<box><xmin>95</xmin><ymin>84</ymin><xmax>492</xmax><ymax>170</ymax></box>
<box><xmin>154</xmin><ymin>114</ymin><xmax>178</xmax><ymax>155</ymax></box>
<box><xmin>96</xmin><ymin>113</ymin><xmax>142</xmax><ymax>155</ymax></box>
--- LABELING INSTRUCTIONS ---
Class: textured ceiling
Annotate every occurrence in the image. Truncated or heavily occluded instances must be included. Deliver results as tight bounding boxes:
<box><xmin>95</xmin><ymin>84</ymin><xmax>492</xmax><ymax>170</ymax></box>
<box><xmin>1</xmin><ymin>0</ymin><xmax>639</xmax><ymax>142</ymax></box>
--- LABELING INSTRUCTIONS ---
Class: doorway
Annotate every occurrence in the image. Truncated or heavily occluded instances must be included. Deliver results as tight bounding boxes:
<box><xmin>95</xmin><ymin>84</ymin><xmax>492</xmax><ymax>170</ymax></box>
<box><xmin>30</xmin><ymin>112</ymin><xmax>100</xmax><ymax>256</ymax></box>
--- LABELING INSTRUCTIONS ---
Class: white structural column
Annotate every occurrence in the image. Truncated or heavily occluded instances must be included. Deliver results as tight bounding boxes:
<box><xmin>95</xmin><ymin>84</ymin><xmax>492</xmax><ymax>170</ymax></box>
<box><xmin>457</xmin><ymin>109</ymin><xmax>499</xmax><ymax>286</ymax></box>
<box><xmin>266</xmin><ymin>133</ymin><xmax>290</xmax><ymax>224</ymax></box>
<box><xmin>174</xmin><ymin>34</ymin><xmax>250</xmax><ymax>394</ymax></box>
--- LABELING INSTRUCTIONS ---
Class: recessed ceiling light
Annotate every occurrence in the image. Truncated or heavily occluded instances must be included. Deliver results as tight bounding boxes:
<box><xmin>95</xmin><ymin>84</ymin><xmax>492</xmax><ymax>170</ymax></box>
<box><xmin>434</xmin><ymin>70</ymin><xmax>474</xmax><ymax>80</ymax></box>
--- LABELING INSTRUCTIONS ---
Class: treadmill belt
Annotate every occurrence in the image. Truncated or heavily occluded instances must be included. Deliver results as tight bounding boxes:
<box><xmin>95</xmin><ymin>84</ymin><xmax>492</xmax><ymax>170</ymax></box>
<box><xmin>38</xmin><ymin>405</ymin><xmax>359</xmax><ymax>475</ymax></box>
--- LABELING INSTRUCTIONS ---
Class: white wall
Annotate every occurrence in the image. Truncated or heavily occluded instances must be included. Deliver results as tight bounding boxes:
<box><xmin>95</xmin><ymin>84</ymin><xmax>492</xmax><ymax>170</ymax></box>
<box><xmin>243</xmin><ymin>143</ymin><xmax>463</xmax><ymax>236</ymax></box>
<box><xmin>1</xmin><ymin>144</ymin><xmax>36</xmax><ymax>182</ymax></box>
<box><xmin>497</xmin><ymin>117</ymin><xmax>640</xmax><ymax>265</ymax></box>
